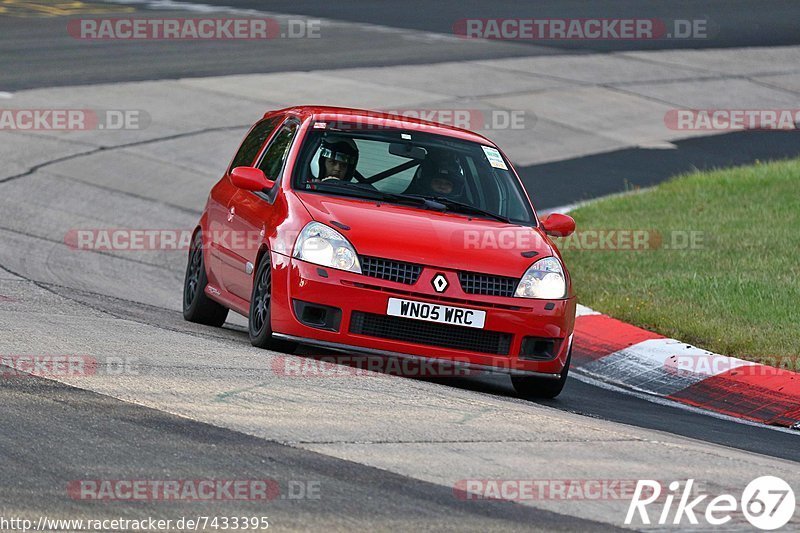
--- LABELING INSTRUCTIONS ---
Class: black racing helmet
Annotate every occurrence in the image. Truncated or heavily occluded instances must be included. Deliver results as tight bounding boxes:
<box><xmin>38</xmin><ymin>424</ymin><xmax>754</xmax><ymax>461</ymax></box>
<box><xmin>419</xmin><ymin>153</ymin><xmax>465</xmax><ymax>196</ymax></box>
<box><xmin>317</xmin><ymin>137</ymin><xmax>359</xmax><ymax>180</ymax></box>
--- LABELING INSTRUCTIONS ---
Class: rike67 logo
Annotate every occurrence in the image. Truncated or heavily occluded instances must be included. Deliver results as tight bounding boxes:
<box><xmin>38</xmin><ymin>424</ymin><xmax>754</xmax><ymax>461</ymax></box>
<box><xmin>625</xmin><ymin>476</ymin><xmax>796</xmax><ymax>530</ymax></box>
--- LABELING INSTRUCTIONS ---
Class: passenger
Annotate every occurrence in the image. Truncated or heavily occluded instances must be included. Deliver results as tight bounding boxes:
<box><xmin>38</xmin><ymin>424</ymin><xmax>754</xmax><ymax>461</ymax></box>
<box><xmin>416</xmin><ymin>156</ymin><xmax>466</xmax><ymax>200</ymax></box>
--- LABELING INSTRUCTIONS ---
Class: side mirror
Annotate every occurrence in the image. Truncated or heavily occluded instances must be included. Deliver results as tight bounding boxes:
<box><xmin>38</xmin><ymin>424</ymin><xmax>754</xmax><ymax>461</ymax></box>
<box><xmin>541</xmin><ymin>213</ymin><xmax>576</xmax><ymax>237</ymax></box>
<box><xmin>231</xmin><ymin>166</ymin><xmax>275</xmax><ymax>191</ymax></box>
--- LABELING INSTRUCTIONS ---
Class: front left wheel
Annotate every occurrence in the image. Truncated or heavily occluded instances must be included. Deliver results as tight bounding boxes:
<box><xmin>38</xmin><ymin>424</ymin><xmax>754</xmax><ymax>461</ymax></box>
<box><xmin>183</xmin><ymin>231</ymin><xmax>229</xmax><ymax>327</ymax></box>
<box><xmin>248</xmin><ymin>254</ymin><xmax>297</xmax><ymax>353</ymax></box>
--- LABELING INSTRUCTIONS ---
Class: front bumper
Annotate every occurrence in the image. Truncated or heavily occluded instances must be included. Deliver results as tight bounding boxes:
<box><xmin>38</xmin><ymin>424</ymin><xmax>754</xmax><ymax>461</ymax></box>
<box><xmin>270</xmin><ymin>252</ymin><xmax>576</xmax><ymax>376</ymax></box>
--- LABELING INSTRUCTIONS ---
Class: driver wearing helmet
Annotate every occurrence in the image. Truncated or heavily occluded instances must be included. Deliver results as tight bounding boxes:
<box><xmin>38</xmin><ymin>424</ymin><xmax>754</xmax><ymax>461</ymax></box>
<box><xmin>315</xmin><ymin>137</ymin><xmax>359</xmax><ymax>182</ymax></box>
<box><xmin>416</xmin><ymin>155</ymin><xmax>465</xmax><ymax>200</ymax></box>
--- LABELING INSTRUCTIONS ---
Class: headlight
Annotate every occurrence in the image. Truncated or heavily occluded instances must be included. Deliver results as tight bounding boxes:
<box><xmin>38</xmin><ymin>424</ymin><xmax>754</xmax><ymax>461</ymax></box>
<box><xmin>292</xmin><ymin>222</ymin><xmax>361</xmax><ymax>273</ymax></box>
<box><xmin>514</xmin><ymin>257</ymin><xmax>566</xmax><ymax>299</ymax></box>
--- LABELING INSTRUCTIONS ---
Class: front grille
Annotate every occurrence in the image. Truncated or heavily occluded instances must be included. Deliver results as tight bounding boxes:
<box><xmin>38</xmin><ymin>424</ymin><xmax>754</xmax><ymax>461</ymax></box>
<box><xmin>458</xmin><ymin>271</ymin><xmax>518</xmax><ymax>297</ymax></box>
<box><xmin>350</xmin><ymin>311</ymin><xmax>512</xmax><ymax>355</ymax></box>
<box><xmin>360</xmin><ymin>256</ymin><xmax>422</xmax><ymax>285</ymax></box>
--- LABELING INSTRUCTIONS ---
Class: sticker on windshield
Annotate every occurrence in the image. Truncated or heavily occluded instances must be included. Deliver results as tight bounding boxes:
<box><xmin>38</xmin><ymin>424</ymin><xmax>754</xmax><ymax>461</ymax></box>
<box><xmin>481</xmin><ymin>146</ymin><xmax>508</xmax><ymax>170</ymax></box>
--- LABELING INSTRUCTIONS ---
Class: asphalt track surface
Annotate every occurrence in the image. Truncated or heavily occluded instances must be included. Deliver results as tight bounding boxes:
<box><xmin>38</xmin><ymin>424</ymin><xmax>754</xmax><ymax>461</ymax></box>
<box><xmin>4</xmin><ymin>0</ymin><xmax>800</xmax><ymax>90</ymax></box>
<box><xmin>0</xmin><ymin>372</ymin><xmax>616</xmax><ymax>531</ymax></box>
<box><xmin>201</xmin><ymin>0</ymin><xmax>800</xmax><ymax>51</ymax></box>
<box><xmin>519</xmin><ymin>130</ymin><xmax>800</xmax><ymax>208</ymax></box>
<box><xmin>1</xmin><ymin>0</ymin><xmax>799</xmax><ymax>530</ymax></box>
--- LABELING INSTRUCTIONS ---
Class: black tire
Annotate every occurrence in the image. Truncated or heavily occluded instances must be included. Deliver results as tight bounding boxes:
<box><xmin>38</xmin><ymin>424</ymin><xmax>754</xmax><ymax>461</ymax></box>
<box><xmin>183</xmin><ymin>231</ymin><xmax>229</xmax><ymax>327</ymax></box>
<box><xmin>512</xmin><ymin>349</ymin><xmax>571</xmax><ymax>399</ymax></box>
<box><xmin>248</xmin><ymin>254</ymin><xmax>297</xmax><ymax>353</ymax></box>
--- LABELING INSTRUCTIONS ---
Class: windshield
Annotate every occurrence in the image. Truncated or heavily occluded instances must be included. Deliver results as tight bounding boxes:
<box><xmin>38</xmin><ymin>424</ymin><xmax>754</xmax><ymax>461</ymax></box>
<box><xmin>292</xmin><ymin>127</ymin><xmax>536</xmax><ymax>224</ymax></box>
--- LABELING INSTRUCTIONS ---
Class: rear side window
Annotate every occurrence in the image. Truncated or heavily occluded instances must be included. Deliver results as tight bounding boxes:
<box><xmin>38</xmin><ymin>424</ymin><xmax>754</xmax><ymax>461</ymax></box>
<box><xmin>257</xmin><ymin>122</ymin><xmax>299</xmax><ymax>181</ymax></box>
<box><xmin>229</xmin><ymin>117</ymin><xmax>280</xmax><ymax>170</ymax></box>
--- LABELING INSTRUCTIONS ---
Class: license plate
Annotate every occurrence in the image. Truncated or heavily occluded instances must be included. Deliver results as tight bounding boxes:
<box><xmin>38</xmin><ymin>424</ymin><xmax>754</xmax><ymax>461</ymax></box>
<box><xmin>386</xmin><ymin>298</ymin><xmax>486</xmax><ymax>329</ymax></box>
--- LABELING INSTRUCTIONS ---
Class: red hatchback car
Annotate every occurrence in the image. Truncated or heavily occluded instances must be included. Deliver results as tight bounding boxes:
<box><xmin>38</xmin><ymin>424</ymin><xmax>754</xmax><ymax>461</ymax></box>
<box><xmin>183</xmin><ymin>106</ymin><xmax>577</xmax><ymax>398</ymax></box>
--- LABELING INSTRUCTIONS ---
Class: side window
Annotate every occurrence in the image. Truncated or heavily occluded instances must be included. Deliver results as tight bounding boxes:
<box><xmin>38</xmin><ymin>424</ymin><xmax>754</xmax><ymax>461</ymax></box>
<box><xmin>229</xmin><ymin>117</ymin><xmax>280</xmax><ymax>170</ymax></box>
<box><xmin>257</xmin><ymin>122</ymin><xmax>298</xmax><ymax>182</ymax></box>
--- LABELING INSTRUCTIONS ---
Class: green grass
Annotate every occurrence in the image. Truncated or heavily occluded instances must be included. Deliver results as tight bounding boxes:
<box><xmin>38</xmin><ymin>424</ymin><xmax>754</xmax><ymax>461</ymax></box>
<box><xmin>557</xmin><ymin>158</ymin><xmax>800</xmax><ymax>361</ymax></box>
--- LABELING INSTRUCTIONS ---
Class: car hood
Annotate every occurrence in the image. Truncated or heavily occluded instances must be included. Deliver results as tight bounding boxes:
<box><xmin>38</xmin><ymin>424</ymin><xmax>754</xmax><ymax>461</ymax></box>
<box><xmin>295</xmin><ymin>192</ymin><xmax>554</xmax><ymax>277</ymax></box>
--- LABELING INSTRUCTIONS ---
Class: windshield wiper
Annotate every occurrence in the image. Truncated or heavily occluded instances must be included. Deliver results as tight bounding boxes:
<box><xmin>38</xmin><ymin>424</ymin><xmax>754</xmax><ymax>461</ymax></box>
<box><xmin>311</xmin><ymin>181</ymin><xmax>446</xmax><ymax>210</ymax></box>
<box><xmin>409</xmin><ymin>195</ymin><xmax>512</xmax><ymax>223</ymax></box>
<box><xmin>310</xmin><ymin>182</ymin><xmax>511</xmax><ymax>222</ymax></box>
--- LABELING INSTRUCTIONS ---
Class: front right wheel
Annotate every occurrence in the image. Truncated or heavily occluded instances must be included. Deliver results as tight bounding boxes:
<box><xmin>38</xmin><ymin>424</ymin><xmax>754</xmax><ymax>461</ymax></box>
<box><xmin>248</xmin><ymin>254</ymin><xmax>297</xmax><ymax>353</ymax></box>
<box><xmin>511</xmin><ymin>349</ymin><xmax>571</xmax><ymax>399</ymax></box>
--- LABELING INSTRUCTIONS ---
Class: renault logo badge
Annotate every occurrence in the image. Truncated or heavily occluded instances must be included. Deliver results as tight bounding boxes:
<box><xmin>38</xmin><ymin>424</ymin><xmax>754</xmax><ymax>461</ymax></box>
<box><xmin>431</xmin><ymin>273</ymin><xmax>449</xmax><ymax>293</ymax></box>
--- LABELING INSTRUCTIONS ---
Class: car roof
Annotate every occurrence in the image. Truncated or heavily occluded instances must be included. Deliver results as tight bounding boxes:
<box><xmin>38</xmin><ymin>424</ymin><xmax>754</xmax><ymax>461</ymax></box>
<box><xmin>264</xmin><ymin>105</ymin><xmax>496</xmax><ymax>146</ymax></box>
